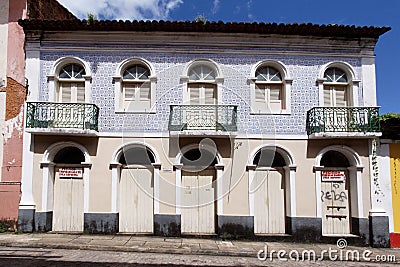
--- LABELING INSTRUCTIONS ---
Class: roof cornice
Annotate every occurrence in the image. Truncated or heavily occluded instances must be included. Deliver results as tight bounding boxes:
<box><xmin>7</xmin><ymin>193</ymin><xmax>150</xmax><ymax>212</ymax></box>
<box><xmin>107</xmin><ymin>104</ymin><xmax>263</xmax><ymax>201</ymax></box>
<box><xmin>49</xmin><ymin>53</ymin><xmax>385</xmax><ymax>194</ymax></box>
<box><xmin>18</xmin><ymin>19</ymin><xmax>391</xmax><ymax>39</ymax></box>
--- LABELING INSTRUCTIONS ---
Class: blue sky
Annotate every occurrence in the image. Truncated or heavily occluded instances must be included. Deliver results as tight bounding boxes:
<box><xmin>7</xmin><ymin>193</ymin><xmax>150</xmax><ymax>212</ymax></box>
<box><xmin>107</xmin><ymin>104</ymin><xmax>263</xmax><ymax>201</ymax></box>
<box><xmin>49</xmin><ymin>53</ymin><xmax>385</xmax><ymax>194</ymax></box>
<box><xmin>58</xmin><ymin>0</ymin><xmax>399</xmax><ymax>114</ymax></box>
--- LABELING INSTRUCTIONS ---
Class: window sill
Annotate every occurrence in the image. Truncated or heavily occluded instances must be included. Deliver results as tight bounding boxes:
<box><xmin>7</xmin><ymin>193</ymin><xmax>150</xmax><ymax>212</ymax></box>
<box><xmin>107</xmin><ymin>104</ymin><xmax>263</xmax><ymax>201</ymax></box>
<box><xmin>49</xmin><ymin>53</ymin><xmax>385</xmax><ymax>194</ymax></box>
<box><xmin>115</xmin><ymin>110</ymin><xmax>156</xmax><ymax>114</ymax></box>
<box><xmin>250</xmin><ymin>110</ymin><xmax>291</xmax><ymax>115</ymax></box>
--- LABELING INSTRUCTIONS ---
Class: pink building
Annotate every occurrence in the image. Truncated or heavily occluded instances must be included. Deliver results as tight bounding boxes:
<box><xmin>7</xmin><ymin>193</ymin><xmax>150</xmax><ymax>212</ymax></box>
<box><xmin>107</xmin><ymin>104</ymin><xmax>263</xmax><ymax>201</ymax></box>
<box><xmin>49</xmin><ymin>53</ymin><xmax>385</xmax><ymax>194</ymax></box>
<box><xmin>0</xmin><ymin>0</ymin><xmax>76</xmax><ymax>230</ymax></box>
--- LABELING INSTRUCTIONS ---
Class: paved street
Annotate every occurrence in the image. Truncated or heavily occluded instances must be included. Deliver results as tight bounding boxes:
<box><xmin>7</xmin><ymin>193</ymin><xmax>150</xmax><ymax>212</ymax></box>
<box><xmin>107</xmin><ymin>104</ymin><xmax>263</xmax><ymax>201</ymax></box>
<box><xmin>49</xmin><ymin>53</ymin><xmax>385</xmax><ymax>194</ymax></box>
<box><xmin>0</xmin><ymin>247</ymin><xmax>398</xmax><ymax>267</ymax></box>
<box><xmin>0</xmin><ymin>233</ymin><xmax>399</xmax><ymax>266</ymax></box>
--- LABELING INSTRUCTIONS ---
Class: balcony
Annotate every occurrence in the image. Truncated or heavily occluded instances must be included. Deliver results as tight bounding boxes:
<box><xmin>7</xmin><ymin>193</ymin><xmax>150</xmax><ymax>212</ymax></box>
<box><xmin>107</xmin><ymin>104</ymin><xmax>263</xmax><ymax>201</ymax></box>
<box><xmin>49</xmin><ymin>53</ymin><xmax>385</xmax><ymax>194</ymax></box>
<box><xmin>306</xmin><ymin>107</ymin><xmax>381</xmax><ymax>138</ymax></box>
<box><xmin>26</xmin><ymin>102</ymin><xmax>99</xmax><ymax>136</ymax></box>
<box><xmin>168</xmin><ymin>105</ymin><xmax>237</xmax><ymax>135</ymax></box>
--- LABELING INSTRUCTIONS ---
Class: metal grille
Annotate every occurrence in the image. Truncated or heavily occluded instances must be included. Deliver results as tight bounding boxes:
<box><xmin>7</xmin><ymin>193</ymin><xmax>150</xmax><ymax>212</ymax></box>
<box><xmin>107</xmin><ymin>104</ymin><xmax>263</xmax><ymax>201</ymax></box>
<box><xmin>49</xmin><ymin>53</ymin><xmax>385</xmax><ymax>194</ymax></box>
<box><xmin>168</xmin><ymin>105</ymin><xmax>237</xmax><ymax>131</ymax></box>
<box><xmin>306</xmin><ymin>107</ymin><xmax>380</xmax><ymax>135</ymax></box>
<box><xmin>26</xmin><ymin>102</ymin><xmax>99</xmax><ymax>131</ymax></box>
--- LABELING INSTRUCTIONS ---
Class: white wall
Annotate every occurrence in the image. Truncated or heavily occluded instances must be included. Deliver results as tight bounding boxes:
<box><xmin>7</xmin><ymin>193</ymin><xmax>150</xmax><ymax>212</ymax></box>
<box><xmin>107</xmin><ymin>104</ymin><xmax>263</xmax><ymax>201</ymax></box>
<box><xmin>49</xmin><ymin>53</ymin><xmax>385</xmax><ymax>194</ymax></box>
<box><xmin>361</xmin><ymin>57</ymin><xmax>377</xmax><ymax>106</ymax></box>
<box><xmin>377</xmin><ymin>142</ymin><xmax>394</xmax><ymax>232</ymax></box>
<box><xmin>0</xmin><ymin>0</ymin><xmax>9</xmax><ymax>87</ymax></box>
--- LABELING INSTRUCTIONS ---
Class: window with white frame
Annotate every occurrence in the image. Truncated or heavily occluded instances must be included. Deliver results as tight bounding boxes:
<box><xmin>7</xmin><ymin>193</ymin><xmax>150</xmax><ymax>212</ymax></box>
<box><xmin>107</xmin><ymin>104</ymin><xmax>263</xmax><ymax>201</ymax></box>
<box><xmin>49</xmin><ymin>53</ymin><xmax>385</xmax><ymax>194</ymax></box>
<box><xmin>249</xmin><ymin>61</ymin><xmax>292</xmax><ymax>114</ymax></box>
<box><xmin>254</xmin><ymin>66</ymin><xmax>284</xmax><ymax>112</ymax></box>
<box><xmin>57</xmin><ymin>63</ymin><xmax>86</xmax><ymax>103</ymax></box>
<box><xmin>323</xmin><ymin>67</ymin><xmax>350</xmax><ymax>107</ymax></box>
<box><xmin>114</xmin><ymin>59</ymin><xmax>156</xmax><ymax>113</ymax></box>
<box><xmin>188</xmin><ymin>64</ymin><xmax>217</xmax><ymax>105</ymax></box>
<box><xmin>121</xmin><ymin>64</ymin><xmax>151</xmax><ymax>111</ymax></box>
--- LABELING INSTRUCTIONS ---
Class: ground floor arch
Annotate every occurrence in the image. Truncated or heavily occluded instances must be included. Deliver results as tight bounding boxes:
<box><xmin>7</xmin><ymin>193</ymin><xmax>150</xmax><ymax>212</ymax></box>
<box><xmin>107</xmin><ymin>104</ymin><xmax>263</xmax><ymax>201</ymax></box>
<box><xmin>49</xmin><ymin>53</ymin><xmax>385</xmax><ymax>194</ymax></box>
<box><xmin>110</xmin><ymin>142</ymin><xmax>160</xmax><ymax>233</ymax></box>
<box><xmin>315</xmin><ymin>145</ymin><xmax>364</xmax><ymax>236</ymax></box>
<box><xmin>248</xmin><ymin>145</ymin><xmax>296</xmax><ymax>234</ymax></box>
<box><xmin>40</xmin><ymin>142</ymin><xmax>91</xmax><ymax>232</ymax></box>
<box><xmin>175</xmin><ymin>144</ymin><xmax>223</xmax><ymax>235</ymax></box>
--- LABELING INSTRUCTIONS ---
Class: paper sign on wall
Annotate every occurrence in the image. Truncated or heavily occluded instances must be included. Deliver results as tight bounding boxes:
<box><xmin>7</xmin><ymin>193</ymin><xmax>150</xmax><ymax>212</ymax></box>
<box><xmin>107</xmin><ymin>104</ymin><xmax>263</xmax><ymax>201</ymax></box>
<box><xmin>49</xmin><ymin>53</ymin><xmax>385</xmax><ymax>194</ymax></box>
<box><xmin>59</xmin><ymin>168</ymin><xmax>83</xmax><ymax>178</ymax></box>
<box><xmin>321</xmin><ymin>171</ymin><xmax>345</xmax><ymax>182</ymax></box>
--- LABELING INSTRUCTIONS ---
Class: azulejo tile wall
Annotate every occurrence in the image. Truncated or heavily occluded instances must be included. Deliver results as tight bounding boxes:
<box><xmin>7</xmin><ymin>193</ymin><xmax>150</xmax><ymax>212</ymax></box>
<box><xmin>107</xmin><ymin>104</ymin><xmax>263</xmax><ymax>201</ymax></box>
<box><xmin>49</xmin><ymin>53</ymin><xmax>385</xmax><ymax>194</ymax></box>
<box><xmin>40</xmin><ymin>52</ymin><xmax>361</xmax><ymax>135</ymax></box>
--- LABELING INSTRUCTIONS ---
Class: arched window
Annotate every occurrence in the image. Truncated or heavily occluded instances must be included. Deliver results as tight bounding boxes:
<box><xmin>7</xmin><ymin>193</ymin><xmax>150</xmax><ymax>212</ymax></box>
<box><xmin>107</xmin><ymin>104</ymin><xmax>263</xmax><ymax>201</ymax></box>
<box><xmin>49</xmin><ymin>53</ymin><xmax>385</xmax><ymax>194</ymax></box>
<box><xmin>114</xmin><ymin>59</ymin><xmax>156</xmax><ymax>113</ymax></box>
<box><xmin>48</xmin><ymin>57</ymin><xmax>91</xmax><ymax>103</ymax></box>
<box><xmin>318</xmin><ymin>62</ymin><xmax>360</xmax><ymax>107</ymax></box>
<box><xmin>250</xmin><ymin>61</ymin><xmax>292</xmax><ymax>114</ymax></box>
<box><xmin>181</xmin><ymin>60</ymin><xmax>223</xmax><ymax>105</ymax></box>
<box><xmin>187</xmin><ymin>64</ymin><xmax>217</xmax><ymax>105</ymax></box>
<box><xmin>121</xmin><ymin>64</ymin><xmax>151</xmax><ymax>111</ymax></box>
<box><xmin>119</xmin><ymin>146</ymin><xmax>155</xmax><ymax>166</ymax></box>
<box><xmin>253</xmin><ymin>148</ymin><xmax>286</xmax><ymax>167</ymax></box>
<box><xmin>53</xmin><ymin>146</ymin><xmax>85</xmax><ymax>164</ymax></box>
<box><xmin>323</xmin><ymin>67</ymin><xmax>349</xmax><ymax>107</ymax></box>
<box><xmin>321</xmin><ymin>150</ymin><xmax>350</xmax><ymax>167</ymax></box>
<box><xmin>255</xmin><ymin>66</ymin><xmax>284</xmax><ymax>111</ymax></box>
<box><xmin>57</xmin><ymin>63</ymin><xmax>86</xmax><ymax>103</ymax></box>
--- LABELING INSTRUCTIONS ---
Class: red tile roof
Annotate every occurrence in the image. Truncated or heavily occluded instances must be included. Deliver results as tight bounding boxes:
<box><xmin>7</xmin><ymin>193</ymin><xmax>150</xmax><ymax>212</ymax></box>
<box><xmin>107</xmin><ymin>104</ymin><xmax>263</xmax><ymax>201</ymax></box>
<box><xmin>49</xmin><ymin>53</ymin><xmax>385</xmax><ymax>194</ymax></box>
<box><xmin>18</xmin><ymin>19</ymin><xmax>390</xmax><ymax>38</ymax></box>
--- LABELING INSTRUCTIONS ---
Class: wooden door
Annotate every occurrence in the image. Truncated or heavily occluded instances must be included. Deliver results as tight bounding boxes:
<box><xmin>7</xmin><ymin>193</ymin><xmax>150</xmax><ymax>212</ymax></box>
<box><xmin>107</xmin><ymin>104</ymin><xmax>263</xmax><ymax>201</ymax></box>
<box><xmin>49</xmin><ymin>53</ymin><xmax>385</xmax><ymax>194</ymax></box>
<box><xmin>119</xmin><ymin>166</ymin><xmax>154</xmax><ymax>233</ymax></box>
<box><xmin>53</xmin><ymin>167</ymin><xmax>84</xmax><ymax>232</ymax></box>
<box><xmin>321</xmin><ymin>171</ymin><xmax>350</xmax><ymax>235</ymax></box>
<box><xmin>254</xmin><ymin>169</ymin><xmax>285</xmax><ymax>234</ymax></box>
<box><xmin>186</xmin><ymin>84</ymin><xmax>217</xmax><ymax>130</ymax></box>
<box><xmin>181</xmin><ymin>170</ymin><xmax>215</xmax><ymax>234</ymax></box>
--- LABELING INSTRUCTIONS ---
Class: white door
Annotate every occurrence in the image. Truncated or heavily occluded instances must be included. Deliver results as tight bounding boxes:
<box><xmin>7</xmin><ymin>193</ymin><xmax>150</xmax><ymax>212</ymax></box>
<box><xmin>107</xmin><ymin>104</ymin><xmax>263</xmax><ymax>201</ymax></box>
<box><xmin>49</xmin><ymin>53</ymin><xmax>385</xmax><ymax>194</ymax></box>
<box><xmin>323</xmin><ymin>85</ymin><xmax>349</xmax><ymax>131</ymax></box>
<box><xmin>119</xmin><ymin>166</ymin><xmax>154</xmax><ymax>233</ymax></box>
<box><xmin>321</xmin><ymin>172</ymin><xmax>350</xmax><ymax>235</ymax></box>
<box><xmin>53</xmin><ymin>167</ymin><xmax>84</xmax><ymax>232</ymax></box>
<box><xmin>253</xmin><ymin>169</ymin><xmax>285</xmax><ymax>234</ymax></box>
<box><xmin>181</xmin><ymin>170</ymin><xmax>215</xmax><ymax>234</ymax></box>
<box><xmin>186</xmin><ymin>83</ymin><xmax>217</xmax><ymax>130</ymax></box>
<box><xmin>53</xmin><ymin>82</ymin><xmax>85</xmax><ymax>128</ymax></box>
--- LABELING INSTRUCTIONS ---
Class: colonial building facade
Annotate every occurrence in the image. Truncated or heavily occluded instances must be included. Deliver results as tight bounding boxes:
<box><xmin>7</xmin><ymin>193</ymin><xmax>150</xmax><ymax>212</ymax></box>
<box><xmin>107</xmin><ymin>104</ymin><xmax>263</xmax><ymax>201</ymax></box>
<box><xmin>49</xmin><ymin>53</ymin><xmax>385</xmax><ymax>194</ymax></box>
<box><xmin>18</xmin><ymin>18</ymin><xmax>391</xmax><ymax>246</ymax></box>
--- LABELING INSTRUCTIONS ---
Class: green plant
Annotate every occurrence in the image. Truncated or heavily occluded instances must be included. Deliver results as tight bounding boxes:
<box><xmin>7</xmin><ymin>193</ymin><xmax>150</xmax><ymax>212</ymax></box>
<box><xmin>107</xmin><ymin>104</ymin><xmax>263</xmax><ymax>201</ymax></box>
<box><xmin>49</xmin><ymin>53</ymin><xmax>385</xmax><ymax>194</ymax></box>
<box><xmin>194</xmin><ymin>14</ymin><xmax>207</xmax><ymax>24</ymax></box>
<box><xmin>380</xmin><ymin>112</ymin><xmax>400</xmax><ymax>122</ymax></box>
<box><xmin>87</xmin><ymin>13</ymin><xmax>97</xmax><ymax>25</ymax></box>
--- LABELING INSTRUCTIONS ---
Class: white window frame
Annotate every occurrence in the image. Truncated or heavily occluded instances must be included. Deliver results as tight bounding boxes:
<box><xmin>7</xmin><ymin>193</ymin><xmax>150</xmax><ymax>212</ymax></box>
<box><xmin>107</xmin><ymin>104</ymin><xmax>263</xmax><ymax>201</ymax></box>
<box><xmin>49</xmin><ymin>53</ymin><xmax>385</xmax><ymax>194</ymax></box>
<box><xmin>114</xmin><ymin>58</ymin><xmax>157</xmax><ymax>113</ymax></box>
<box><xmin>47</xmin><ymin>57</ymin><xmax>92</xmax><ymax>103</ymax></box>
<box><xmin>318</xmin><ymin>62</ymin><xmax>360</xmax><ymax>107</ymax></box>
<box><xmin>249</xmin><ymin>60</ymin><xmax>292</xmax><ymax>115</ymax></box>
<box><xmin>57</xmin><ymin>64</ymin><xmax>86</xmax><ymax>103</ymax></box>
<box><xmin>180</xmin><ymin>59</ymin><xmax>224</xmax><ymax>105</ymax></box>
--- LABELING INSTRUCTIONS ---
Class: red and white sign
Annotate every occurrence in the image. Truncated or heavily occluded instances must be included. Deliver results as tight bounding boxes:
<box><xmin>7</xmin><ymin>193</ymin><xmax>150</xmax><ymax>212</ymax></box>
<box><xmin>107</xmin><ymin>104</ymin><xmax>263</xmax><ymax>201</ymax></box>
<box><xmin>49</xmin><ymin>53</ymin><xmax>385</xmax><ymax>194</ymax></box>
<box><xmin>59</xmin><ymin>168</ymin><xmax>83</xmax><ymax>178</ymax></box>
<box><xmin>321</xmin><ymin>171</ymin><xmax>345</xmax><ymax>182</ymax></box>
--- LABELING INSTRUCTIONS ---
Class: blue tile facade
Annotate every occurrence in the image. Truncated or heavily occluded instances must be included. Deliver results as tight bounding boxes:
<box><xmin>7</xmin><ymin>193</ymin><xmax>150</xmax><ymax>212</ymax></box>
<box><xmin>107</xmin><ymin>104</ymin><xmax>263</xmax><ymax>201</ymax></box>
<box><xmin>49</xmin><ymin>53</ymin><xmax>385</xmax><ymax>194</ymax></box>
<box><xmin>40</xmin><ymin>52</ymin><xmax>361</xmax><ymax>135</ymax></box>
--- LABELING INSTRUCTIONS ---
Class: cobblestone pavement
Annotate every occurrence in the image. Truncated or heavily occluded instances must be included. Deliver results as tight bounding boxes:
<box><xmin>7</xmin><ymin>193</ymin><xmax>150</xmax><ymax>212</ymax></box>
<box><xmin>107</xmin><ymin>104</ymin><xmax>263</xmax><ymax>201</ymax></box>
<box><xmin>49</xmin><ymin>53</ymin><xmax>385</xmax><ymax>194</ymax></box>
<box><xmin>0</xmin><ymin>233</ymin><xmax>399</xmax><ymax>266</ymax></box>
<box><xmin>0</xmin><ymin>247</ymin><xmax>398</xmax><ymax>267</ymax></box>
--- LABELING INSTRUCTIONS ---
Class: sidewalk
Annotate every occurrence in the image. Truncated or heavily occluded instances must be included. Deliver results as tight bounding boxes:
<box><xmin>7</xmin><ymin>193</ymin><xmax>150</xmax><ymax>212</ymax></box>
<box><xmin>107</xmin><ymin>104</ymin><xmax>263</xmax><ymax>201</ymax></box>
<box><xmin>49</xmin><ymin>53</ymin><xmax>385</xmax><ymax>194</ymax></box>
<box><xmin>0</xmin><ymin>233</ymin><xmax>398</xmax><ymax>262</ymax></box>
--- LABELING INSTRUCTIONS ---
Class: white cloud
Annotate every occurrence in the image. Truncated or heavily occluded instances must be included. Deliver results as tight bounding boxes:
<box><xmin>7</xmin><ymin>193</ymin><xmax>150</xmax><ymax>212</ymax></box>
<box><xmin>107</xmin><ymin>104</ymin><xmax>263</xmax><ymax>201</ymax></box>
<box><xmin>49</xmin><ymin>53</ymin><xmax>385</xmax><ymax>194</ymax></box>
<box><xmin>57</xmin><ymin>0</ymin><xmax>184</xmax><ymax>20</ymax></box>
<box><xmin>247</xmin><ymin>0</ymin><xmax>254</xmax><ymax>20</ymax></box>
<box><xmin>212</xmin><ymin>0</ymin><xmax>220</xmax><ymax>15</ymax></box>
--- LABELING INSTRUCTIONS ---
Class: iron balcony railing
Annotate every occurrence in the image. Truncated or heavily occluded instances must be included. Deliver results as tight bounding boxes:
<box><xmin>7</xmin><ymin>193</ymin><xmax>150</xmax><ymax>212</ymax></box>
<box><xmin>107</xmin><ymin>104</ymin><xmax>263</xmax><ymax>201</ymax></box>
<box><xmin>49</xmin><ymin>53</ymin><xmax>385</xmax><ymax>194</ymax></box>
<box><xmin>168</xmin><ymin>105</ymin><xmax>238</xmax><ymax>131</ymax></box>
<box><xmin>306</xmin><ymin>107</ymin><xmax>380</xmax><ymax>135</ymax></box>
<box><xmin>26</xmin><ymin>102</ymin><xmax>99</xmax><ymax>131</ymax></box>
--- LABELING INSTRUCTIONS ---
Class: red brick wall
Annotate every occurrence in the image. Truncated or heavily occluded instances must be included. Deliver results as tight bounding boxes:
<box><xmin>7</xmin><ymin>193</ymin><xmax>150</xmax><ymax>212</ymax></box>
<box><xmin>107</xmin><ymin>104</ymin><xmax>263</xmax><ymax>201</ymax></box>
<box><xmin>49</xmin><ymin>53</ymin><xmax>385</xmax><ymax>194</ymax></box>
<box><xmin>27</xmin><ymin>0</ymin><xmax>77</xmax><ymax>20</ymax></box>
<box><xmin>0</xmin><ymin>77</ymin><xmax>26</xmax><ymax>227</ymax></box>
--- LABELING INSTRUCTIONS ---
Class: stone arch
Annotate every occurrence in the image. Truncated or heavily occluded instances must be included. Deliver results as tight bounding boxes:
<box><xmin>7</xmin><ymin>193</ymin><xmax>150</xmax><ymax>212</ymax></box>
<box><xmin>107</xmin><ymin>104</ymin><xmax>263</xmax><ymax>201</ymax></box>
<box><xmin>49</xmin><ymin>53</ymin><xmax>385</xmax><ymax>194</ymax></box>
<box><xmin>247</xmin><ymin>144</ymin><xmax>297</xmax><ymax>227</ymax></box>
<box><xmin>314</xmin><ymin>145</ymin><xmax>365</xmax><ymax>234</ymax></box>
<box><xmin>109</xmin><ymin>142</ymin><xmax>161</xmax><ymax>215</ymax></box>
<box><xmin>39</xmin><ymin>141</ymin><xmax>91</xmax><ymax>231</ymax></box>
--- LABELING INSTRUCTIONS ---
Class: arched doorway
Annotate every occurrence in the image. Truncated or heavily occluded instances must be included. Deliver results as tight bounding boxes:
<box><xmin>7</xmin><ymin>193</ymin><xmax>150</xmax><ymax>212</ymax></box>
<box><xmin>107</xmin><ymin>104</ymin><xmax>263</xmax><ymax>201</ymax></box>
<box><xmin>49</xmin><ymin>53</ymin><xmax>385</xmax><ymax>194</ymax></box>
<box><xmin>118</xmin><ymin>146</ymin><xmax>155</xmax><ymax>233</ymax></box>
<box><xmin>180</xmin><ymin>147</ymin><xmax>218</xmax><ymax>234</ymax></box>
<box><xmin>320</xmin><ymin>150</ymin><xmax>351</xmax><ymax>235</ymax></box>
<box><xmin>52</xmin><ymin>146</ymin><xmax>85</xmax><ymax>232</ymax></box>
<box><xmin>252</xmin><ymin>148</ymin><xmax>286</xmax><ymax>234</ymax></box>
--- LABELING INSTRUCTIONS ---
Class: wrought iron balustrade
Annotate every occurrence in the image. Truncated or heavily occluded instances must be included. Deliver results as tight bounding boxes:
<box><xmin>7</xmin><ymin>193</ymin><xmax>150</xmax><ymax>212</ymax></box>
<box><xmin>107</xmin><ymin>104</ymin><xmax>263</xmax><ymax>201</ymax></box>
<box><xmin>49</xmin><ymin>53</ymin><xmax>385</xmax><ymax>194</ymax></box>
<box><xmin>26</xmin><ymin>102</ymin><xmax>99</xmax><ymax>131</ymax></box>
<box><xmin>168</xmin><ymin>105</ymin><xmax>237</xmax><ymax>131</ymax></box>
<box><xmin>306</xmin><ymin>107</ymin><xmax>380</xmax><ymax>135</ymax></box>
